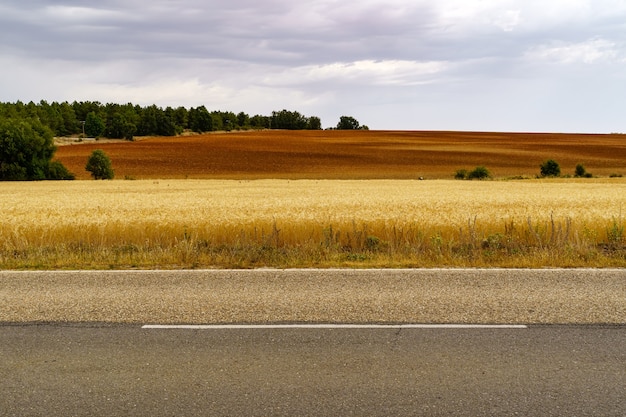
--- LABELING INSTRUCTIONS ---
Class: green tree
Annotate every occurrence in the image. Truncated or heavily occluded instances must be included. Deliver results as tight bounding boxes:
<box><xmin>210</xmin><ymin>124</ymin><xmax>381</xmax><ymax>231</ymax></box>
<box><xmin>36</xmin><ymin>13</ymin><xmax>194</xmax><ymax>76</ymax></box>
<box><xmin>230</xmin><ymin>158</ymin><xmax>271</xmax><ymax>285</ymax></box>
<box><xmin>189</xmin><ymin>106</ymin><xmax>213</xmax><ymax>133</ymax></box>
<box><xmin>237</xmin><ymin>112</ymin><xmax>250</xmax><ymax>128</ymax></box>
<box><xmin>108</xmin><ymin>103</ymin><xmax>140</xmax><ymax>138</ymax></box>
<box><xmin>58</xmin><ymin>102</ymin><xmax>79</xmax><ymax>136</ymax></box>
<box><xmin>308</xmin><ymin>116</ymin><xmax>322</xmax><ymax>130</ymax></box>
<box><xmin>84</xmin><ymin>111</ymin><xmax>105</xmax><ymax>137</ymax></box>
<box><xmin>0</xmin><ymin>117</ymin><xmax>72</xmax><ymax>180</ymax></box>
<box><xmin>85</xmin><ymin>149</ymin><xmax>114</xmax><ymax>180</ymax></box>
<box><xmin>173</xmin><ymin>106</ymin><xmax>189</xmax><ymax>130</ymax></box>
<box><xmin>271</xmin><ymin>110</ymin><xmax>308</xmax><ymax>130</ymax></box>
<box><xmin>107</xmin><ymin>112</ymin><xmax>136</xmax><ymax>140</ymax></box>
<box><xmin>212</xmin><ymin>111</ymin><xmax>238</xmax><ymax>131</ymax></box>
<box><xmin>540</xmin><ymin>159</ymin><xmax>561</xmax><ymax>177</ymax></box>
<box><xmin>337</xmin><ymin>116</ymin><xmax>361</xmax><ymax>130</ymax></box>
<box><xmin>137</xmin><ymin>105</ymin><xmax>159</xmax><ymax>136</ymax></box>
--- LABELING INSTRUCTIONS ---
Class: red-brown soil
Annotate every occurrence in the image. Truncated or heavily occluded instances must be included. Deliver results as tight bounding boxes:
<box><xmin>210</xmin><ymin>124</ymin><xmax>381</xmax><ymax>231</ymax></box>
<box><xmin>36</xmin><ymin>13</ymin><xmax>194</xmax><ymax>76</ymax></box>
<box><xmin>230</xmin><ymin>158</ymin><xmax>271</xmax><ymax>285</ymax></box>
<box><xmin>54</xmin><ymin>130</ymin><xmax>626</xmax><ymax>180</ymax></box>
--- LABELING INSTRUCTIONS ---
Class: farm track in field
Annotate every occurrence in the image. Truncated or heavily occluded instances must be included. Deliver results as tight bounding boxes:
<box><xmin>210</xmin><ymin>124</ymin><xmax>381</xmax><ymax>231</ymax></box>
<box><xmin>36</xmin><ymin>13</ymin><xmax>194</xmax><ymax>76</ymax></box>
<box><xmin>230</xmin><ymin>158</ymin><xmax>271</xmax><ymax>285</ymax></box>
<box><xmin>55</xmin><ymin>130</ymin><xmax>626</xmax><ymax>180</ymax></box>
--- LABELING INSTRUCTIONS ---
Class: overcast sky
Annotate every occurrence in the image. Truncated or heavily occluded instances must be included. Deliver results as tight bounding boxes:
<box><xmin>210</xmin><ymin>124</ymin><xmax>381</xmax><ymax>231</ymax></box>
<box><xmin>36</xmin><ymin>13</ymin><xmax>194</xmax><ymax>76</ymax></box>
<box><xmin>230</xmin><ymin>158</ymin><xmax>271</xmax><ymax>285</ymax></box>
<box><xmin>1</xmin><ymin>1</ymin><xmax>625</xmax><ymax>132</ymax></box>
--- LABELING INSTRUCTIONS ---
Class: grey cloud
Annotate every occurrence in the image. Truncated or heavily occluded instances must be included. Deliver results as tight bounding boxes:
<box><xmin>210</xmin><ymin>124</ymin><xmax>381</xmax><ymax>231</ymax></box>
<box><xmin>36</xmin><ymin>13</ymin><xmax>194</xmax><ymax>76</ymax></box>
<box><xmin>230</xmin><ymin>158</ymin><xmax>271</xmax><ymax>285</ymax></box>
<box><xmin>2</xmin><ymin>1</ymin><xmax>626</xmax><ymax>132</ymax></box>
<box><xmin>4</xmin><ymin>1</ymin><xmax>626</xmax><ymax>66</ymax></box>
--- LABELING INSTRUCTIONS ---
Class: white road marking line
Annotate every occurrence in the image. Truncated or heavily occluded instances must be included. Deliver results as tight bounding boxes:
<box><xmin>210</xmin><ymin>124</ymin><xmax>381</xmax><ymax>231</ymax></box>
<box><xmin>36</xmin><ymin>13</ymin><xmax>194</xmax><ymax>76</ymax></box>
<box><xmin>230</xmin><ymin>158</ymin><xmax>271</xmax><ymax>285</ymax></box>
<box><xmin>142</xmin><ymin>324</ymin><xmax>528</xmax><ymax>329</ymax></box>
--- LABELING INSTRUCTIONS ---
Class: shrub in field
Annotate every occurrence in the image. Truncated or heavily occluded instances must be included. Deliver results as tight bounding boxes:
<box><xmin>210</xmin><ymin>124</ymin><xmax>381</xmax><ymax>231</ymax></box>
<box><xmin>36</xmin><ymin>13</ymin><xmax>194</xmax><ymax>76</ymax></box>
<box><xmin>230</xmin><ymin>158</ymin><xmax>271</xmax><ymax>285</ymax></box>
<box><xmin>454</xmin><ymin>169</ymin><xmax>468</xmax><ymax>180</ymax></box>
<box><xmin>540</xmin><ymin>159</ymin><xmax>561</xmax><ymax>177</ymax></box>
<box><xmin>467</xmin><ymin>166</ymin><xmax>491</xmax><ymax>180</ymax></box>
<box><xmin>86</xmin><ymin>149</ymin><xmax>114</xmax><ymax>180</ymax></box>
<box><xmin>47</xmin><ymin>160</ymin><xmax>75</xmax><ymax>180</ymax></box>
<box><xmin>574</xmin><ymin>164</ymin><xmax>592</xmax><ymax>178</ymax></box>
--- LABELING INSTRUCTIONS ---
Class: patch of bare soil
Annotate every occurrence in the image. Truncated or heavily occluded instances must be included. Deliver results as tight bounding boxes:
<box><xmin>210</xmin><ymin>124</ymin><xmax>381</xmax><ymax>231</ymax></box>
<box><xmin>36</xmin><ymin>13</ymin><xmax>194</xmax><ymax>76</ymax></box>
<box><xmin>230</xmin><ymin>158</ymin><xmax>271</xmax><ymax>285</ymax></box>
<box><xmin>53</xmin><ymin>130</ymin><xmax>626</xmax><ymax>180</ymax></box>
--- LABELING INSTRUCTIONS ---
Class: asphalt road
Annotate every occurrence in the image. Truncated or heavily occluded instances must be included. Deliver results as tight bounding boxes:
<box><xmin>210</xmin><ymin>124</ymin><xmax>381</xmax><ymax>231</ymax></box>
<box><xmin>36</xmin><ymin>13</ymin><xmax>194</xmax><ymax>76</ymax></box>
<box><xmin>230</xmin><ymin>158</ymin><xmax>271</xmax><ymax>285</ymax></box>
<box><xmin>1</xmin><ymin>269</ymin><xmax>624</xmax><ymax>416</ymax></box>
<box><xmin>1</xmin><ymin>324</ymin><xmax>625</xmax><ymax>417</ymax></box>
<box><xmin>1</xmin><ymin>268</ymin><xmax>625</xmax><ymax>324</ymax></box>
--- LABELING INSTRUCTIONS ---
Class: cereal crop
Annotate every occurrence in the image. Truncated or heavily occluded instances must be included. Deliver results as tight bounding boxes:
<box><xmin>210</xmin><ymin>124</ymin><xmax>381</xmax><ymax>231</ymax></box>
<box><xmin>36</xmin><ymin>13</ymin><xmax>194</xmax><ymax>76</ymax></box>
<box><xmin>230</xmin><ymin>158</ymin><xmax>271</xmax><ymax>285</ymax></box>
<box><xmin>2</xmin><ymin>179</ymin><xmax>625</xmax><ymax>268</ymax></box>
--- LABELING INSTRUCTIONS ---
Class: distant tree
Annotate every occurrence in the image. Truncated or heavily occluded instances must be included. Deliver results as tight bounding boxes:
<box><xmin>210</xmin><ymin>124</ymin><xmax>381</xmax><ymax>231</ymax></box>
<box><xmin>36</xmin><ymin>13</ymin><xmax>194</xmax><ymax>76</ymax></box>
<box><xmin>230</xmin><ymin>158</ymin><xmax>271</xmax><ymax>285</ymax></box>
<box><xmin>250</xmin><ymin>114</ymin><xmax>270</xmax><ymax>129</ymax></box>
<box><xmin>212</xmin><ymin>111</ymin><xmax>238</xmax><ymax>131</ymax></box>
<box><xmin>137</xmin><ymin>105</ymin><xmax>160</xmax><ymax>136</ymax></box>
<box><xmin>73</xmin><ymin>101</ymin><xmax>103</xmax><ymax>128</ymax></box>
<box><xmin>540</xmin><ymin>159</ymin><xmax>561</xmax><ymax>177</ymax></box>
<box><xmin>189</xmin><ymin>106</ymin><xmax>213</xmax><ymax>133</ymax></box>
<box><xmin>107</xmin><ymin>112</ymin><xmax>136</xmax><ymax>140</ymax></box>
<box><xmin>0</xmin><ymin>117</ymin><xmax>72</xmax><ymax>180</ymax></box>
<box><xmin>58</xmin><ymin>102</ymin><xmax>79</xmax><ymax>136</ymax></box>
<box><xmin>84</xmin><ymin>111</ymin><xmax>105</xmax><ymax>138</ymax></box>
<box><xmin>85</xmin><ymin>149</ymin><xmax>114</xmax><ymax>180</ymax></box>
<box><xmin>172</xmin><ymin>106</ymin><xmax>189</xmax><ymax>130</ymax></box>
<box><xmin>307</xmin><ymin>116</ymin><xmax>322</xmax><ymax>130</ymax></box>
<box><xmin>156</xmin><ymin>110</ymin><xmax>177</xmax><ymax>136</ymax></box>
<box><xmin>271</xmin><ymin>110</ymin><xmax>308</xmax><ymax>130</ymax></box>
<box><xmin>165</xmin><ymin>106</ymin><xmax>184</xmax><ymax>135</ymax></box>
<box><xmin>237</xmin><ymin>112</ymin><xmax>250</xmax><ymax>128</ymax></box>
<box><xmin>336</xmin><ymin>116</ymin><xmax>361</xmax><ymax>130</ymax></box>
<box><xmin>210</xmin><ymin>113</ymin><xmax>224</xmax><ymax>131</ymax></box>
<box><xmin>37</xmin><ymin>100</ymin><xmax>63</xmax><ymax>135</ymax></box>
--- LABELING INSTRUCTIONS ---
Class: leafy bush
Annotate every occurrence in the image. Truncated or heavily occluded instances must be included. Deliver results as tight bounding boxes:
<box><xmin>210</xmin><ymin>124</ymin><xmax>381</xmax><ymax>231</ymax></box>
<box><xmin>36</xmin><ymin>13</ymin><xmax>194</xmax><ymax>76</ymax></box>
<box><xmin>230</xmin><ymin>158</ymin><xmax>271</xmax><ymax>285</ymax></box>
<box><xmin>454</xmin><ymin>169</ymin><xmax>468</xmax><ymax>180</ymax></box>
<box><xmin>540</xmin><ymin>159</ymin><xmax>561</xmax><ymax>177</ymax></box>
<box><xmin>467</xmin><ymin>166</ymin><xmax>491</xmax><ymax>180</ymax></box>
<box><xmin>574</xmin><ymin>164</ymin><xmax>592</xmax><ymax>178</ymax></box>
<box><xmin>86</xmin><ymin>149</ymin><xmax>114</xmax><ymax>180</ymax></box>
<box><xmin>0</xmin><ymin>117</ymin><xmax>72</xmax><ymax>181</ymax></box>
<box><xmin>47</xmin><ymin>161</ymin><xmax>75</xmax><ymax>180</ymax></box>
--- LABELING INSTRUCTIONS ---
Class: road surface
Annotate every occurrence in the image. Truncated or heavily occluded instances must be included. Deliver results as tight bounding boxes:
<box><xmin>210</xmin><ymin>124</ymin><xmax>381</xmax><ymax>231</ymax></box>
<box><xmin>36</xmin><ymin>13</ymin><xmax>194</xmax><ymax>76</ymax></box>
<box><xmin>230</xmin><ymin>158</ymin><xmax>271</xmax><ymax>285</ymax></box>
<box><xmin>1</xmin><ymin>268</ymin><xmax>624</xmax><ymax>324</ymax></box>
<box><xmin>1</xmin><ymin>269</ymin><xmax>624</xmax><ymax>416</ymax></box>
<box><xmin>1</xmin><ymin>323</ymin><xmax>625</xmax><ymax>416</ymax></box>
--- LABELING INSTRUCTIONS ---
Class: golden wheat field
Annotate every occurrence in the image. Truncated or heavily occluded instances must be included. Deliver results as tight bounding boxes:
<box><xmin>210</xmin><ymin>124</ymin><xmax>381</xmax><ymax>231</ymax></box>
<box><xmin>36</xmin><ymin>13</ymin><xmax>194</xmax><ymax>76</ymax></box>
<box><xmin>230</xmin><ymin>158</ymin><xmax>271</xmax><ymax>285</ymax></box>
<box><xmin>1</xmin><ymin>179</ymin><xmax>625</xmax><ymax>268</ymax></box>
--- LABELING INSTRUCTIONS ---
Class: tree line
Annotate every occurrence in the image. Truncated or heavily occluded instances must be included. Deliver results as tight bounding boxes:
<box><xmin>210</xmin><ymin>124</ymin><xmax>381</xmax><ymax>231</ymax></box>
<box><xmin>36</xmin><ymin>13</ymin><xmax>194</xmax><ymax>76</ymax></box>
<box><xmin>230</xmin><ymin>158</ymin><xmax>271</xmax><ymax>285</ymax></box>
<box><xmin>0</xmin><ymin>100</ymin><xmax>368</xmax><ymax>180</ymax></box>
<box><xmin>0</xmin><ymin>101</ymin><xmax>331</xmax><ymax>140</ymax></box>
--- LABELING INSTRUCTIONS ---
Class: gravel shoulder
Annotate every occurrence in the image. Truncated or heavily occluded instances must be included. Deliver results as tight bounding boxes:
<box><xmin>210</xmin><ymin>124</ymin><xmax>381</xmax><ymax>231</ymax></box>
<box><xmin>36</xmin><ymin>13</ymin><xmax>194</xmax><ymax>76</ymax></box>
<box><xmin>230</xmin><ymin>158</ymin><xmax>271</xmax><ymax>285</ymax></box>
<box><xmin>1</xmin><ymin>269</ymin><xmax>624</xmax><ymax>324</ymax></box>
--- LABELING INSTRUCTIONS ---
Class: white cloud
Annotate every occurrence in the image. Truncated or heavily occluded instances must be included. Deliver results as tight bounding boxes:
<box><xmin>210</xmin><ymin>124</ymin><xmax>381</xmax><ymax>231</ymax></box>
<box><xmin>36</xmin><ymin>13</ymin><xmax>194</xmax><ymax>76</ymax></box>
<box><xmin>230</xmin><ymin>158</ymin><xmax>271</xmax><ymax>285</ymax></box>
<box><xmin>526</xmin><ymin>38</ymin><xmax>619</xmax><ymax>64</ymax></box>
<box><xmin>264</xmin><ymin>60</ymin><xmax>450</xmax><ymax>87</ymax></box>
<box><xmin>43</xmin><ymin>5</ymin><xmax>130</xmax><ymax>22</ymax></box>
<box><xmin>493</xmin><ymin>10</ymin><xmax>521</xmax><ymax>32</ymax></box>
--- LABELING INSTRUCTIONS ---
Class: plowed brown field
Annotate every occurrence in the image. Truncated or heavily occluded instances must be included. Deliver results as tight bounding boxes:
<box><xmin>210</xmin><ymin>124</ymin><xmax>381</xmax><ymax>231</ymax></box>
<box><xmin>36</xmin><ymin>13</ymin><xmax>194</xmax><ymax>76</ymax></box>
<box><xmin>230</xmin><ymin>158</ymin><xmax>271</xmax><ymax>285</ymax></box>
<box><xmin>55</xmin><ymin>130</ymin><xmax>626</xmax><ymax>180</ymax></box>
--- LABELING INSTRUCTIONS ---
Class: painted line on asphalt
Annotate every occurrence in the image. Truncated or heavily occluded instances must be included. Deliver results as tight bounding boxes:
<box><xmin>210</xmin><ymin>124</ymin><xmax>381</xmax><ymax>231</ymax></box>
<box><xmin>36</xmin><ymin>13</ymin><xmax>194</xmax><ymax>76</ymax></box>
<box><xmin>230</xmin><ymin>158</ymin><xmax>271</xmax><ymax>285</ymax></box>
<box><xmin>142</xmin><ymin>324</ymin><xmax>528</xmax><ymax>330</ymax></box>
